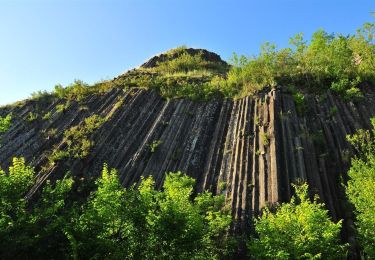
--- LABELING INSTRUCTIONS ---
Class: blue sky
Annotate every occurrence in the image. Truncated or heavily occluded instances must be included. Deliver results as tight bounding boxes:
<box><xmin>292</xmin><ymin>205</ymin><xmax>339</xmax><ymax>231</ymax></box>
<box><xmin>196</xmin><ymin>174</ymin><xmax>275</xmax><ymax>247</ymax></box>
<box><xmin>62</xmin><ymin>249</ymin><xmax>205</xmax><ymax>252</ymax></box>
<box><xmin>0</xmin><ymin>0</ymin><xmax>374</xmax><ymax>105</ymax></box>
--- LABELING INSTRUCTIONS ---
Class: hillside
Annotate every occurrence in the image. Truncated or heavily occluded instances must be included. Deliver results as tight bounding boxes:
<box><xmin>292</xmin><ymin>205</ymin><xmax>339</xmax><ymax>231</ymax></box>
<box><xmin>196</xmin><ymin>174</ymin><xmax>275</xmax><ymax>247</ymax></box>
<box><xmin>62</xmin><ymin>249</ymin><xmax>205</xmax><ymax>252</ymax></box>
<box><xmin>1</xmin><ymin>41</ymin><xmax>375</xmax><ymax>258</ymax></box>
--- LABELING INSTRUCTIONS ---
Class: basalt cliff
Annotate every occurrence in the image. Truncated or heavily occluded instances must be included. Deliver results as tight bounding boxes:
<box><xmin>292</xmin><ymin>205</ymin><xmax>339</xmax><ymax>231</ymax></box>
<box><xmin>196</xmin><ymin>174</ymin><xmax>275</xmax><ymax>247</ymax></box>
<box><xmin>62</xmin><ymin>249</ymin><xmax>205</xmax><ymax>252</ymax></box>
<box><xmin>1</xmin><ymin>49</ymin><xmax>375</xmax><ymax>251</ymax></box>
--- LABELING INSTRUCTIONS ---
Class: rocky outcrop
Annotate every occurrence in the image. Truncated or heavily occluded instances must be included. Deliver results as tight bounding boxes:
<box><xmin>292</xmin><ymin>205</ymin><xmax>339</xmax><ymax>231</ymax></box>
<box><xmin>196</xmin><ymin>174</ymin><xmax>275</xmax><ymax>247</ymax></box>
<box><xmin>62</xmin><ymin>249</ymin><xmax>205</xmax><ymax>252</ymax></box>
<box><xmin>140</xmin><ymin>47</ymin><xmax>228</xmax><ymax>69</ymax></box>
<box><xmin>1</xmin><ymin>86</ymin><xmax>375</xmax><ymax>245</ymax></box>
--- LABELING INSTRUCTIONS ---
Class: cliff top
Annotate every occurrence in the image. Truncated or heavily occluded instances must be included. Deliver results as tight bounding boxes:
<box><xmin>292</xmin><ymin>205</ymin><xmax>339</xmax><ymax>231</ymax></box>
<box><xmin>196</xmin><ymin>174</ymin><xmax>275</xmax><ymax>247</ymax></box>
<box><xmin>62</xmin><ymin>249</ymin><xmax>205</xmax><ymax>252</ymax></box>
<box><xmin>140</xmin><ymin>46</ymin><xmax>228</xmax><ymax>69</ymax></box>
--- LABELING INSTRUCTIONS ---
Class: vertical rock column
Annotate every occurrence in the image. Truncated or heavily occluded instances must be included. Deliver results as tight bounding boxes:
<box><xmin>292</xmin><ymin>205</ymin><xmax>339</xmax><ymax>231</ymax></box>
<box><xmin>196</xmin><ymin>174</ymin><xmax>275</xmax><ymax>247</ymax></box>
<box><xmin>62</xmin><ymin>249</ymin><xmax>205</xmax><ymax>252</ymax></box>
<box><xmin>219</xmin><ymin>88</ymin><xmax>281</xmax><ymax>235</ymax></box>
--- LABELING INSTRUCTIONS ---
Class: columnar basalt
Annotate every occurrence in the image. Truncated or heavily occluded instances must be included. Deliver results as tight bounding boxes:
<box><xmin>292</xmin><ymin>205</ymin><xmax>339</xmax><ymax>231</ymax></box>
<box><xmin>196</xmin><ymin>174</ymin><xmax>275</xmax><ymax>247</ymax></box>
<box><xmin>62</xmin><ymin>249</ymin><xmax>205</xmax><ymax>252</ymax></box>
<box><xmin>1</xmin><ymin>86</ymin><xmax>375</xmax><ymax>242</ymax></box>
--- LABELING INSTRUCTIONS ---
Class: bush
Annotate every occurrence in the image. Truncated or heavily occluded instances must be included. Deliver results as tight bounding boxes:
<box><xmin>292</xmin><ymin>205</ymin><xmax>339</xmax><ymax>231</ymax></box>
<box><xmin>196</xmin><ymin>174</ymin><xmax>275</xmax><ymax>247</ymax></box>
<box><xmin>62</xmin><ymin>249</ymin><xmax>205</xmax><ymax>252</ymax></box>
<box><xmin>56</xmin><ymin>102</ymin><xmax>70</xmax><ymax>113</ymax></box>
<box><xmin>150</xmin><ymin>140</ymin><xmax>162</xmax><ymax>153</ymax></box>
<box><xmin>155</xmin><ymin>50</ymin><xmax>227</xmax><ymax>75</ymax></box>
<box><xmin>26</xmin><ymin>112</ymin><xmax>38</xmax><ymax>122</ymax></box>
<box><xmin>248</xmin><ymin>183</ymin><xmax>347</xmax><ymax>259</ymax></box>
<box><xmin>69</xmin><ymin>168</ymin><xmax>234</xmax><ymax>259</ymax></box>
<box><xmin>293</xmin><ymin>92</ymin><xmax>306</xmax><ymax>115</ymax></box>
<box><xmin>0</xmin><ymin>158</ymin><xmax>73</xmax><ymax>259</ymax></box>
<box><xmin>51</xmin><ymin>114</ymin><xmax>106</xmax><ymax>161</ymax></box>
<box><xmin>63</xmin><ymin>115</ymin><xmax>105</xmax><ymax>159</ymax></box>
<box><xmin>346</xmin><ymin>118</ymin><xmax>375</xmax><ymax>257</ymax></box>
<box><xmin>0</xmin><ymin>114</ymin><xmax>11</xmax><ymax>133</ymax></box>
<box><xmin>53</xmin><ymin>80</ymin><xmax>91</xmax><ymax>101</ymax></box>
<box><xmin>30</xmin><ymin>90</ymin><xmax>52</xmax><ymax>102</ymax></box>
<box><xmin>216</xmin><ymin>23</ymin><xmax>374</xmax><ymax>99</ymax></box>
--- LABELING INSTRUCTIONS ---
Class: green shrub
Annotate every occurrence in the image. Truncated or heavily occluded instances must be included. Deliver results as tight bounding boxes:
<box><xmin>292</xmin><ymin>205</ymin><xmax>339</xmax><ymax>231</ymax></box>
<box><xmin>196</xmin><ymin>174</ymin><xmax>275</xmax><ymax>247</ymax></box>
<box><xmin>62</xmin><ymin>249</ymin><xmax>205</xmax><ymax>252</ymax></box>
<box><xmin>293</xmin><ymin>92</ymin><xmax>306</xmax><ymax>115</ymax></box>
<box><xmin>17</xmin><ymin>23</ymin><xmax>375</xmax><ymax>103</ymax></box>
<box><xmin>70</xmin><ymin>168</ymin><xmax>233</xmax><ymax>259</ymax></box>
<box><xmin>345</xmin><ymin>87</ymin><xmax>363</xmax><ymax>101</ymax></box>
<box><xmin>158</xmin><ymin>80</ymin><xmax>222</xmax><ymax>101</ymax></box>
<box><xmin>248</xmin><ymin>183</ymin><xmax>347</xmax><ymax>259</ymax></box>
<box><xmin>42</xmin><ymin>111</ymin><xmax>52</xmax><ymax>121</ymax></box>
<box><xmin>49</xmin><ymin>150</ymin><xmax>70</xmax><ymax>162</ymax></box>
<box><xmin>217</xmin><ymin>23</ymin><xmax>375</xmax><ymax>99</ymax></box>
<box><xmin>0</xmin><ymin>158</ymin><xmax>73</xmax><ymax>259</ymax></box>
<box><xmin>155</xmin><ymin>50</ymin><xmax>227</xmax><ymax>75</ymax></box>
<box><xmin>43</xmin><ymin>128</ymin><xmax>57</xmax><ymax>139</ymax></box>
<box><xmin>260</xmin><ymin>132</ymin><xmax>270</xmax><ymax>146</ymax></box>
<box><xmin>218</xmin><ymin>180</ymin><xmax>227</xmax><ymax>192</ymax></box>
<box><xmin>53</xmin><ymin>80</ymin><xmax>91</xmax><ymax>101</ymax></box>
<box><xmin>346</xmin><ymin>118</ymin><xmax>375</xmax><ymax>257</ymax></box>
<box><xmin>56</xmin><ymin>102</ymin><xmax>70</xmax><ymax>113</ymax></box>
<box><xmin>64</xmin><ymin>115</ymin><xmax>105</xmax><ymax>159</ymax></box>
<box><xmin>150</xmin><ymin>140</ymin><xmax>162</xmax><ymax>153</ymax></box>
<box><xmin>346</xmin><ymin>118</ymin><xmax>375</xmax><ymax>157</ymax></box>
<box><xmin>26</xmin><ymin>112</ymin><xmax>38</xmax><ymax>122</ymax></box>
<box><xmin>346</xmin><ymin>154</ymin><xmax>375</xmax><ymax>258</ymax></box>
<box><xmin>51</xmin><ymin>114</ymin><xmax>106</xmax><ymax>161</ymax></box>
<box><xmin>30</xmin><ymin>90</ymin><xmax>52</xmax><ymax>101</ymax></box>
<box><xmin>0</xmin><ymin>114</ymin><xmax>12</xmax><ymax>133</ymax></box>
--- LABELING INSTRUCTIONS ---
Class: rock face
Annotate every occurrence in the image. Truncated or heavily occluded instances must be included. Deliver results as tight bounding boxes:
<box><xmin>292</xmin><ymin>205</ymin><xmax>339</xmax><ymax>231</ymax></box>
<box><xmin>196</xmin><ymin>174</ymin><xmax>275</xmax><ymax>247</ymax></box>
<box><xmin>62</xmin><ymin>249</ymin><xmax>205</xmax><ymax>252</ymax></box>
<box><xmin>1</xmin><ymin>86</ymin><xmax>375</xmax><ymax>242</ymax></box>
<box><xmin>140</xmin><ymin>47</ymin><xmax>228</xmax><ymax>69</ymax></box>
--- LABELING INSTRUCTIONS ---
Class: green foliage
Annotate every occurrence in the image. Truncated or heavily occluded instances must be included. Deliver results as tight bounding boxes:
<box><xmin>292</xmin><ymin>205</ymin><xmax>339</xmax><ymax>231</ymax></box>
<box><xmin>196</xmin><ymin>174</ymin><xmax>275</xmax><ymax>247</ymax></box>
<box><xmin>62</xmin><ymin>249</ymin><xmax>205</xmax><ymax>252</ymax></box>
<box><xmin>0</xmin><ymin>158</ymin><xmax>34</xmax><ymax>216</ymax></box>
<box><xmin>53</xmin><ymin>80</ymin><xmax>91</xmax><ymax>101</ymax></box>
<box><xmin>52</xmin><ymin>79</ymin><xmax>124</xmax><ymax>103</ymax></box>
<box><xmin>346</xmin><ymin>118</ymin><xmax>375</xmax><ymax>157</ymax></box>
<box><xmin>155</xmin><ymin>50</ymin><xmax>227</xmax><ymax>75</ymax></box>
<box><xmin>16</xmin><ymin>22</ymin><xmax>375</xmax><ymax>103</ymax></box>
<box><xmin>56</xmin><ymin>101</ymin><xmax>70</xmax><ymax>113</ymax></box>
<box><xmin>116</xmin><ymin>68</ymin><xmax>224</xmax><ymax>101</ymax></box>
<box><xmin>42</xmin><ymin>111</ymin><xmax>52</xmax><ymax>121</ymax></box>
<box><xmin>54</xmin><ymin>84</ymin><xmax>67</xmax><ymax>99</ymax></box>
<box><xmin>260</xmin><ymin>132</ymin><xmax>270</xmax><ymax>146</ymax></box>
<box><xmin>42</xmin><ymin>128</ymin><xmax>57</xmax><ymax>140</ymax></box>
<box><xmin>28</xmin><ymin>81</ymin><xmax>93</xmax><ymax>107</ymax></box>
<box><xmin>346</xmin><ymin>154</ymin><xmax>375</xmax><ymax>258</ymax></box>
<box><xmin>30</xmin><ymin>90</ymin><xmax>53</xmax><ymax>103</ymax></box>
<box><xmin>346</xmin><ymin>118</ymin><xmax>375</xmax><ymax>257</ymax></box>
<box><xmin>218</xmin><ymin>180</ymin><xmax>227</xmax><ymax>192</ymax></box>
<box><xmin>111</xmin><ymin>48</ymin><xmax>229</xmax><ymax>101</ymax></box>
<box><xmin>70</xmin><ymin>168</ymin><xmax>233</xmax><ymax>259</ymax></box>
<box><xmin>150</xmin><ymin>140</ymin><xmax>162</xmax><ymax>153</ymax></box>
<box><xmin>0</xmin><ymin>158</ymin><xmax>73</xmax><ymax>259</ymax></box>
<box><xmin>154</xmin><ymin>76</ymin><xmax>223</xmax><ymax>101</ymax></box>
<box><xmin>0</xmin><ymin>114</ymin><xmax>12</xmax><ymax>133</ymax></box>
<box><xmin>26</xmin><ymin>111</ymin><xmax>38</xmax><ymax>122</ymax></box>
<box><xmin>28</xmin><ymin>23</ymin><xmax>374</xmax><ymax>103</ymax></box>
<box><xmin>293</xmin><ymin>92</ymin><xmax>306</xmax><ymax>115</ymax></box>
<box><xmin>215</xmin><ymin>23</ymin><xmax>375</xmax><ymax>99</ymax></box>
<box><xmin>50</xmin><ymin>150</ymin><xmax>70</xmax><ymax>163</ymax></box>
<box><xmin>60</xmin><ymin>114</ymin><xmax>106</xmax><ymax>159</ymax></box>
<box><xmin>248</xmin><ymin>183</ymin><xmax>347</xmax><ymax>259</ymax></box>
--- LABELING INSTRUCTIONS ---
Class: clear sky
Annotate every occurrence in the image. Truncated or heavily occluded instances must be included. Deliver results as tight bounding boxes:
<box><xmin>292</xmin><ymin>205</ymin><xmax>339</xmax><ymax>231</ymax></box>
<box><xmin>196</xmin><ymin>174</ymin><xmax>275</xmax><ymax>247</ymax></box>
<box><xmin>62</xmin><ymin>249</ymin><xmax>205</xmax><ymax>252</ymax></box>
<box><xmin>0</xmin><ymin>0</ymin><xmax>374</xmax><ymax>105</ymax></box>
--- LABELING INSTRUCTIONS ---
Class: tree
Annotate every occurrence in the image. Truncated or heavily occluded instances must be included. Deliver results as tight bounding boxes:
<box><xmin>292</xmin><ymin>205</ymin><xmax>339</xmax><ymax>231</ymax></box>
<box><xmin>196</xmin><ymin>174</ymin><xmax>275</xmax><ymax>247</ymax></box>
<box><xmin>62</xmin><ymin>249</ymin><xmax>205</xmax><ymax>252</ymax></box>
<box><xmin>71</xmin><ymin>167</ymin><xmax>233</xmax><ymax>259</ymax></box>
<box><xmin>70</xmin><ymin>164</ymin><xmax>140</xmax><ymax>259</ymax></box>
<box><xmin>0</xmin><ymin>158</ymin><xmax>73</xmax><ymax>259</ymax></box>
<box><xmin>248</xmin><ymin>183</ymin><xmax>347</xmax><ymax>259</ymax></box>
<box><xmin>346</xmin><ymin>118</ymin><xmax>375</xmax><ymax>257</ymax></box>
<box><xmin>140</xmin><ymin>172</ymin><xmax>233</xmax><ymax>259</ymax></box>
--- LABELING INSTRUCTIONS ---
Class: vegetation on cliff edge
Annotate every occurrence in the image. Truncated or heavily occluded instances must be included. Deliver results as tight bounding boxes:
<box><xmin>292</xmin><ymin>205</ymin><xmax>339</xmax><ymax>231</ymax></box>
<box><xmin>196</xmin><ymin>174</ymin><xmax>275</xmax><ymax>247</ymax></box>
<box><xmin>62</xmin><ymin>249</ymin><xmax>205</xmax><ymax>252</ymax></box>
<box><xmin>346</xmin><ymin>118</ymin><xmax>375</xmax><ymax>258</ymax></box>
<box><xmin>16</xmin><ymin>21</ymin><xmax>374</xmax><ymax>105</ymax></box>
